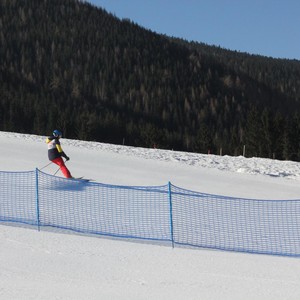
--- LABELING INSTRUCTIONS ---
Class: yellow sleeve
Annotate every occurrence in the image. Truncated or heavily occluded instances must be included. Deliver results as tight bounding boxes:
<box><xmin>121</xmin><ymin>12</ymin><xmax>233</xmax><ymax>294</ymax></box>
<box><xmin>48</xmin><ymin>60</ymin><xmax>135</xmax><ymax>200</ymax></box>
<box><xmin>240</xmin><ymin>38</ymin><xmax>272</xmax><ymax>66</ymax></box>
<box><xmin>56</xmin><ymin>144</ymin><xmax>63</xmax><ymax>153</ymax></box>
<box><xmin>46</xmin><ymin>138</ymin><xmax>50</xmax><ymax>144</ymax></box>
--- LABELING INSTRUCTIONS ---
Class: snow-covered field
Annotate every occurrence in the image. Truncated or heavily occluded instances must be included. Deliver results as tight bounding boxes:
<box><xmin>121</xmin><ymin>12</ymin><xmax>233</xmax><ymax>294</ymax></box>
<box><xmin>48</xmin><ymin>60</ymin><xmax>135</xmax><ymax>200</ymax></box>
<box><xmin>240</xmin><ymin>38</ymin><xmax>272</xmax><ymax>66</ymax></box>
<box><xmin>0</xmin><ymin>131</ymin><xmax>300</xmax><ymax>300</ymax></box>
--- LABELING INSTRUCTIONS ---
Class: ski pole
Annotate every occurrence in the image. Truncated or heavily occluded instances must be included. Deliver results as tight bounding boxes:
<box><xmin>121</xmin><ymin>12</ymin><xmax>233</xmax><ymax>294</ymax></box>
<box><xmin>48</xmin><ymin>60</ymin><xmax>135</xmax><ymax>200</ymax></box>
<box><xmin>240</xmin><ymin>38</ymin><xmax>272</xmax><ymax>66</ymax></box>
<box><xmin>53</xmin><ymin>166</ymin><xmax>61</xmax><ymax>176</ymax></box>
<box><xmin>39</xmin><ymin>161</ymin><xmax>52</xmax><ymax>170</ymax></box>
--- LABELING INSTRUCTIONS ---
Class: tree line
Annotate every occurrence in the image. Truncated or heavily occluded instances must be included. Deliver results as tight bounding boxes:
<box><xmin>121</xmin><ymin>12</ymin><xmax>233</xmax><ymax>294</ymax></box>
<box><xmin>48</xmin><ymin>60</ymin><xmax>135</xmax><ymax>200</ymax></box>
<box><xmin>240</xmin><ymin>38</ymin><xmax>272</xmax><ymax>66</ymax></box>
<box><xmin>0</xmin><ymin>0</ymin><xmax>300</xmax><ymax>160</ymax></box>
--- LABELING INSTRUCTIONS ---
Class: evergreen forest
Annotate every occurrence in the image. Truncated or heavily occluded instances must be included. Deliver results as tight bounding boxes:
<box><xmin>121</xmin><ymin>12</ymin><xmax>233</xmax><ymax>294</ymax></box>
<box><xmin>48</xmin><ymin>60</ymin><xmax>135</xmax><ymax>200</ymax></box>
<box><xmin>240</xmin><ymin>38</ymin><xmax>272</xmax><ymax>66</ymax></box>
<box><xmin>1</xmin><ymin>0</ymin><xmax>300</xmax><ymax>160</ymax></box>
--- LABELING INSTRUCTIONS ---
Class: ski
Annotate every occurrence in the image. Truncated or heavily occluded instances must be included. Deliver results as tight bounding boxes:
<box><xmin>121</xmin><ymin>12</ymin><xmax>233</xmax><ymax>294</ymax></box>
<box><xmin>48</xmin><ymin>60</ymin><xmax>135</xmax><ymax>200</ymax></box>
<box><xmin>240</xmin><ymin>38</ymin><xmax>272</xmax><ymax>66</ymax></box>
<box><xmin>73</xmin><ymin>177</ymin><xmax>93</xmax><ymax>182</ymax></box>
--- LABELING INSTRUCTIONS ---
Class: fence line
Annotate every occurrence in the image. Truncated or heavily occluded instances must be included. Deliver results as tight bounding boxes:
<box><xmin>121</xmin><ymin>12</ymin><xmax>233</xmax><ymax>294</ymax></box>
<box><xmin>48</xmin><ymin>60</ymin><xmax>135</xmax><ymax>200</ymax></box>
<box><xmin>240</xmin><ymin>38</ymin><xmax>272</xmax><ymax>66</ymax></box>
<box><xmin>1</xmin><ymin>169</ymin><xmax>300</xmax><ymax>257</ymax></box>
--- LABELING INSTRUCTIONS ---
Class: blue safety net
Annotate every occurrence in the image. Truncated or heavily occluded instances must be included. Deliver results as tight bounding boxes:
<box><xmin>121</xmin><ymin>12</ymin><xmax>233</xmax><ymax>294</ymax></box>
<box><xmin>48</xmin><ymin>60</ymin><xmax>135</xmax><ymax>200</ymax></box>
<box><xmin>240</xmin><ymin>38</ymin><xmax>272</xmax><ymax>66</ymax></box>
<box><xmin>170</xmin><ymin>184</ymin><xmax>300</xmax><ymax>256</ymax></box>
<box><xmin>1</xmin><ymin>169</ymin><xmax>300</xmax><ymax>257</ymax></box>
<box><xmin>37</xmin><ymin>171</ymin><xmax>171</xmax><ymax>241</ymax></box>
<box><xmin>0</xmin><ymin>170</ymin><xmax>37</xmax><ymax>225</ymax></box>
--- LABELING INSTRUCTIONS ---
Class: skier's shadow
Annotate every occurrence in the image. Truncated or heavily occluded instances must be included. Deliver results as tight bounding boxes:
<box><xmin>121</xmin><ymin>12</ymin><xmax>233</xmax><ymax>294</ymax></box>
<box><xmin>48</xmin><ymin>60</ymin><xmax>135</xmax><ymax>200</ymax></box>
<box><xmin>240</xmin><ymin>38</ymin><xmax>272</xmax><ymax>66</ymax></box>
<box><xmin>42</xmin><ymin>180</ymin><xmax>90</xmax><ymax>192</ymax></box>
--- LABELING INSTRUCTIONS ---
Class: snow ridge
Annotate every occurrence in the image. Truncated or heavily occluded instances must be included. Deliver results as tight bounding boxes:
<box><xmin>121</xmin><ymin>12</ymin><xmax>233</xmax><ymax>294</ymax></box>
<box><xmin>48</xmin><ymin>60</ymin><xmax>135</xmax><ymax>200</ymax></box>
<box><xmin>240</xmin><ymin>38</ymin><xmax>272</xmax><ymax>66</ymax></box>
<box><xmin>1</xmin><ymin>131</ymin><xmax>299</xmax><ymax>180</ymax></box>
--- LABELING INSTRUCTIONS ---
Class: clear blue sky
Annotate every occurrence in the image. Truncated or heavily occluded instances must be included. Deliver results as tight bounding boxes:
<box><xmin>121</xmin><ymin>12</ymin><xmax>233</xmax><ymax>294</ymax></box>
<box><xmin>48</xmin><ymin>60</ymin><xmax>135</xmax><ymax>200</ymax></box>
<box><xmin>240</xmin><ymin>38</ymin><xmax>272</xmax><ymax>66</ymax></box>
<box><xmin>85</xmin><ymin>0</ymin><xmax>300</xmax><ymax>60</ymax></box>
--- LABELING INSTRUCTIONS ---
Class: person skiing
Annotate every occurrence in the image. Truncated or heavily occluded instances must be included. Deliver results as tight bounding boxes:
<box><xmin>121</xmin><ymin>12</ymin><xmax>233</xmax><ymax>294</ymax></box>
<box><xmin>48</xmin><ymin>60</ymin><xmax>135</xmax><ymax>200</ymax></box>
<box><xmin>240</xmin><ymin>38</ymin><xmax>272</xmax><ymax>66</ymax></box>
<box><xmin>46</xmin><ymin>130</ymin><xmax>72</xmax><ymax>178</ymax></box>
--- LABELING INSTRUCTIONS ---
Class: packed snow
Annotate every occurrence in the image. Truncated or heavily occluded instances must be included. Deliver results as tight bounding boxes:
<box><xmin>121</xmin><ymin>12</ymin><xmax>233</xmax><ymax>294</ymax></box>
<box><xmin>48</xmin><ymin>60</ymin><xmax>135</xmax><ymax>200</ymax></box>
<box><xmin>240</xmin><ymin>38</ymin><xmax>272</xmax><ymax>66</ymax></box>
<box><xmin>0</xmin><ymin>131</ymin><xmax>300</xmax><ymax>300</ymax></box>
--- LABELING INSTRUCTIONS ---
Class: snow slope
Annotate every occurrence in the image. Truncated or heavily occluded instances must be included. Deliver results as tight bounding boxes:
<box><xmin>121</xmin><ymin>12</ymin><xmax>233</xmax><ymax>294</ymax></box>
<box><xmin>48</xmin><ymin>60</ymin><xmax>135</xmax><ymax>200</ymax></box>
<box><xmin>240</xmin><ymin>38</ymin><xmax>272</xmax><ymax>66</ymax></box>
<box><xmin>0</xmin><ymin>131</ymin><xmax>300</xmax><ymax>300</ymax></box>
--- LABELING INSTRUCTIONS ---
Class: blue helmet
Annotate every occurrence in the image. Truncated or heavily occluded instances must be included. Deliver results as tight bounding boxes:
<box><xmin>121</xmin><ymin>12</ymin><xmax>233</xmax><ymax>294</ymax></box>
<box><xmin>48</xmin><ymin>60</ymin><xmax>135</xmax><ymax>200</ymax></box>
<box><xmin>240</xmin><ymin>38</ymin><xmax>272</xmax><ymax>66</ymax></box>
<box><xmin>53</xmin><ymin>129</ymin><xmax>62</xmax><ymax>137</ymax></box>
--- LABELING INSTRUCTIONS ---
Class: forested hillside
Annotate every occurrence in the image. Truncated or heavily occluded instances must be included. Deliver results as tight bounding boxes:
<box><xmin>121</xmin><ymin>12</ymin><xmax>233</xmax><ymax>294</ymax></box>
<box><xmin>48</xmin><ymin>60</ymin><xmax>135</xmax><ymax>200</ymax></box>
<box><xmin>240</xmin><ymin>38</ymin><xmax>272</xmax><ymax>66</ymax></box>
<box><xmin>1</xmin><ymin>0</ymin><xmax>300</xmax><ymax>160</ymax></box>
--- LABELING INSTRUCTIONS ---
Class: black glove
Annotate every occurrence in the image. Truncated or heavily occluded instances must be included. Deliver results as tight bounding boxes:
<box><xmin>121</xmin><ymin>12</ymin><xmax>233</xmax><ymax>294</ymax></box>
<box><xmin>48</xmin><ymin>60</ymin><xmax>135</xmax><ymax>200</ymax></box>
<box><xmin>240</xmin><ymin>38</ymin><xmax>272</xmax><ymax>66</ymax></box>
<box><xmin>61</xmin><ymin>152</ymin><xmax>70</xmax><ymax>161</ymax></box>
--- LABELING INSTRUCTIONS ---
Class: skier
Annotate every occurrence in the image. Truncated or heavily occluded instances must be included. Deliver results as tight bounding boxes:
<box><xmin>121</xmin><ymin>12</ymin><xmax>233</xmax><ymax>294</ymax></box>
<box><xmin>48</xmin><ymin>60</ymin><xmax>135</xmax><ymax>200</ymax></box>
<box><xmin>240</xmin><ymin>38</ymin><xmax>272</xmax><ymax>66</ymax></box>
<box><xmin>46</xmin><ymin>129</ymin><xmax>72</xmax><ymax>178</ymax></box>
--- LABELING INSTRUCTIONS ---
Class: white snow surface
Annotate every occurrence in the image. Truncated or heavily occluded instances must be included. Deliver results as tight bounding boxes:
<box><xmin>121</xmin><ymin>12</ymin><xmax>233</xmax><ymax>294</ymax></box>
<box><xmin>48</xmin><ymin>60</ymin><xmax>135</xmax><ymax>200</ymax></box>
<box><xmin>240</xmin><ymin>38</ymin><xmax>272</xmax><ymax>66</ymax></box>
<box><xmin>0</xmin><ymin>131</ymin><xmax>300</xmax><ymax>300</ymax></box>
